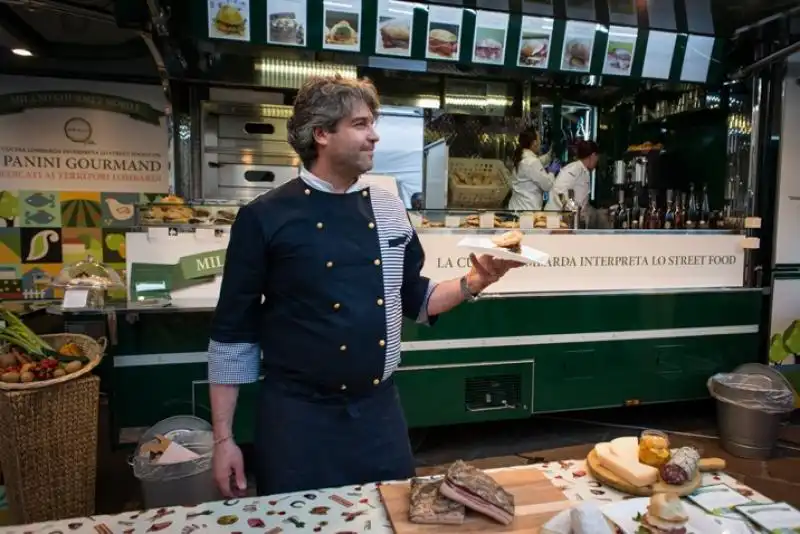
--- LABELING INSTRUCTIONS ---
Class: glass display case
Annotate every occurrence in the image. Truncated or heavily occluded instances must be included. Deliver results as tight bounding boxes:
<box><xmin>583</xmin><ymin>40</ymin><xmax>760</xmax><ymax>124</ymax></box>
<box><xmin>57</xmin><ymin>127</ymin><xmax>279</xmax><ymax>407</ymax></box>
<box><xmin>136</xmin><ymin>199</ymin><xmax>241</xmax><ymax>228</ymax></box>
<box><xmin>50</xmin><ymin>255</ymin><xmax>125</xmax><ymax>310</ymax></box>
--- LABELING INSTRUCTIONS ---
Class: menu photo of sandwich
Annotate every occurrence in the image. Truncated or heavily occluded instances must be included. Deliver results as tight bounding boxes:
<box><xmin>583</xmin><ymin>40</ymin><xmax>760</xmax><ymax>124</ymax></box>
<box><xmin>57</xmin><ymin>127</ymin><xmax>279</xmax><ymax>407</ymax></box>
<box><xmin>377</xmin><ymin>16</ymin><xmax>412</xmax><ymax>56</ymax></box>
<box><xmin>472</xmin><ymin>27</ymin><xmax>506</xmax><ymax>65</ymax></box>
<box><xmin>604</xmin><ymin>40</ymin><xmax>634</xmax><ymax>75</ymax></box>
<box><xmin>323</xmin><ymin>9</ymin><xmax>360</xmax><ymax>51</ymax></box>
<box><xmin>208</xmin><ymin>1</ymin><xmax>249</xmax><ymax>41</ymax></box>
<box><xmin>267</xmin><ymin>12</ymin><xmax>306</xmax><ymax>46</ymax></box>
<box><xmin>518</xmin><ymin>32</ymin><xmax>550</xmax><ymax>68</ymax></box>
<box><xmin>426</xmin><ymin>24</ymin><xmax>459</xmax><ymax>60</ymax></box>
<box><xmin>562</xmin><ymin>38</ymin><xmax>592</xmax><ymax>71</ymax></box>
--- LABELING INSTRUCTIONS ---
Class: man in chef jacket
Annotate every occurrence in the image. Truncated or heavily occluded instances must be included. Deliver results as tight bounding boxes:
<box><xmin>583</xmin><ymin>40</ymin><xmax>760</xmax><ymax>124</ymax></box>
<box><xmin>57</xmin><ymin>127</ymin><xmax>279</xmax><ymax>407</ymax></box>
<box><xmin>208</xmin><ymin>75</ymin><xmax>522</xmax><ymax>497</ymax></box>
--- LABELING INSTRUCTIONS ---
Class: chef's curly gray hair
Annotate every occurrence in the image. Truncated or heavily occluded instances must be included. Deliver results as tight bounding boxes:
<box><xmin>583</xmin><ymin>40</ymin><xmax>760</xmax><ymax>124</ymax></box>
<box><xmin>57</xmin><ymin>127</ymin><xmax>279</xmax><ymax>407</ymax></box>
<box><xmin>287</xmin><ymin>75</ymin><xmax>380</xmax><ymax>168</ymax></box>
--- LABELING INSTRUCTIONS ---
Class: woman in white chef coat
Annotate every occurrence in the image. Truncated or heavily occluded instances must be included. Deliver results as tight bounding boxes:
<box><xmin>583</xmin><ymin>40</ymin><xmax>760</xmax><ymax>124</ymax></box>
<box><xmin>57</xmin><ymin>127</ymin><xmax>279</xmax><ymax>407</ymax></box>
<box><xmin>545</xmin><ymin>140</ymin><xmax>600</xmax><ymax>211</ymax></box>
<box><xmin>508</xmin><ymin>129</ymin><xmax>557</xmax><ymax>211</ymax></box>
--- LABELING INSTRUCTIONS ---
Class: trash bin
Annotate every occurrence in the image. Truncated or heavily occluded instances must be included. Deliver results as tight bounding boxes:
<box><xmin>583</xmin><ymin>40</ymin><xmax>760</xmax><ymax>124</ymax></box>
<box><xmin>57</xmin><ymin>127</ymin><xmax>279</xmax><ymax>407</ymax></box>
<box><xmin>132</xmin><ymin>416</ymin><xmax>221</xmax><ymax>508</ymax></box>
<box><xmin>708</xmin><ymin>364</ymin><xmax>796</xmax><ymax>459</ymax></box>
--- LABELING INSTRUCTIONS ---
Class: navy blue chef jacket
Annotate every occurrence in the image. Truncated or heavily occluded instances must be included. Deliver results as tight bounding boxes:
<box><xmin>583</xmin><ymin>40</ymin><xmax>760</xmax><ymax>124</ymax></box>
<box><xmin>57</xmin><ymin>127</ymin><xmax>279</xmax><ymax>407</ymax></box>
<box><xmin>208</xmin><ymin>169</ymin><xmax>438</xmax><ymax>495</ymax></box>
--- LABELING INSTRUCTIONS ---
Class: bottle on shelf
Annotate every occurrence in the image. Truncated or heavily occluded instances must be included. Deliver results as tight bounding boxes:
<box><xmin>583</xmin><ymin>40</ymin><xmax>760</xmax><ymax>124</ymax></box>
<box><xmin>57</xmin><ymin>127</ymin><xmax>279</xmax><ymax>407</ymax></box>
<box><xmin>663</xmin><ymin>190</ymin><xmax>676</xmax><ymax>229</ymax></box>
<box><xmin>675</xmin><ymin>193</ymin><xmax>686</xmax><ymax>230</ymax></box>
<box><xmin>685</xmin><ymin>183</ymin><xmax>698</xmax><ymax>230</ymax></box>
<box><xmin>630</xmin><ymin>188</ymin><xmax>642</xmax><ymax>229</ymax></box>
<box><xmin>614</xmin><ymin>189</ymin><xmax>630</xmax><ymax>230</ymax></box>
<box><xmin>698</xmin><ymin>183</ymin><xmax>711</xmax><ymax>230</ymax></box>
<box><xmin>645</xmin><ymin>189</ymin><xmax>662</xmax><ymax>230</ymax></box>
<box><xmin>563</xmin><ymin>189</ymin><xmax>579</xmax><ymax>229</ymax></box>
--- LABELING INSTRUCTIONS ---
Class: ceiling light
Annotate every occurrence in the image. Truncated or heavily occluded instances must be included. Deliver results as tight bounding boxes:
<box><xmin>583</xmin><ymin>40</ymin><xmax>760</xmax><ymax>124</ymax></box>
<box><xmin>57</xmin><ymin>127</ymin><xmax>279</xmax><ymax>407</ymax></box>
<box><xmin>11</xmin><ymin>48</ymin><xmax>33</xmax><ymax>57</ymax></box>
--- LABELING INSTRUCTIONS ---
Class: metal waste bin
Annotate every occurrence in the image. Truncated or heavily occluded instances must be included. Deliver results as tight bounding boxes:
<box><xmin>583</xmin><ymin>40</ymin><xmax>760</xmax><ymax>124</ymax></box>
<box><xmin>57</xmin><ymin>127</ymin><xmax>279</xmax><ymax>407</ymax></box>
<box><xmin>132</xmin><ymin>416</ymin><xmax>221</xmax><ymax>508</ymax></box>
<box><xmin>708</xmin><ymin>364</ymin><xmax>795</xmax><ymax>459</ymax></box>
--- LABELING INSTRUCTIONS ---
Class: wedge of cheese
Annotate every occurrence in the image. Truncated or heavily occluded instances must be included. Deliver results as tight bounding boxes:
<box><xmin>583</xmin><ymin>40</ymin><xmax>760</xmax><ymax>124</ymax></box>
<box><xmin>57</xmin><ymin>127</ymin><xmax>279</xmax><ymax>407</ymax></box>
<box><xmin>594</xmin><ymin>442</ymin><xmax>658</xmax><ymax>488</ymax></box>
<box><xmin>610</xmin><ymin>436</ymin><xmax>639</xmax><ymax>459</ymax></box>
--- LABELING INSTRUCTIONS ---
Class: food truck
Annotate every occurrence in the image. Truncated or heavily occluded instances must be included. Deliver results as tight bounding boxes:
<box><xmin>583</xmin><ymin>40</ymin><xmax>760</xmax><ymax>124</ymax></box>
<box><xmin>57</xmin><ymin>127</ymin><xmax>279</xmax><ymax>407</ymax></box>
<box><xmin>3</xmin><ymin>0</ymin><xmax>799</xmax><ymax>445</ymax></box>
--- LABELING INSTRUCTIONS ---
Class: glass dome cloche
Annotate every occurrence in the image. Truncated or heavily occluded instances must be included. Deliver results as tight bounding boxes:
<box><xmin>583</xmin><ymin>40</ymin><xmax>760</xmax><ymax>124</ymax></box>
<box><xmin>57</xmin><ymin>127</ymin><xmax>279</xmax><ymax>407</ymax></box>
<box><xmin>51</xmin><ymin>255</ymin><xmax>124</xmax><ymax>289</ymax></box>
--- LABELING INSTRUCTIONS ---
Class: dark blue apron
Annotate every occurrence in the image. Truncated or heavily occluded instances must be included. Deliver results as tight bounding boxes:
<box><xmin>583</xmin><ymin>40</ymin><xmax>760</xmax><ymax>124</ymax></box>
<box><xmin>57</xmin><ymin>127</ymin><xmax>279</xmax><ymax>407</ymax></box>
<box><xmin>253</xmin><ymin>372</ymin><xmax>415</xmax><ymax>495</ymax></box>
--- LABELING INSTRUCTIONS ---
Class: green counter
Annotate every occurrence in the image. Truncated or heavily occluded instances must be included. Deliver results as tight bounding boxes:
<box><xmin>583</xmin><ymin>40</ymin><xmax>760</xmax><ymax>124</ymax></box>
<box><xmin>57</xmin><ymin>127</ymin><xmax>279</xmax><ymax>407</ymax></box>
<box><xmin>107</xmin><ymin>288</ymin><xmax>761</xmax><ymax>444</ymax></box>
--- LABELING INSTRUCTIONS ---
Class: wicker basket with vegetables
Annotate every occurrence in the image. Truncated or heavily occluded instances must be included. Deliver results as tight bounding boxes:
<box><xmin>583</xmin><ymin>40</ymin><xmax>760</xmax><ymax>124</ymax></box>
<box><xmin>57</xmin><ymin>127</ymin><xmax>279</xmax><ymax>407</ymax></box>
<box><xmin>0</xmin><ymin>310</ymin><xmax>106</xmax><ymax>390</ymax></box>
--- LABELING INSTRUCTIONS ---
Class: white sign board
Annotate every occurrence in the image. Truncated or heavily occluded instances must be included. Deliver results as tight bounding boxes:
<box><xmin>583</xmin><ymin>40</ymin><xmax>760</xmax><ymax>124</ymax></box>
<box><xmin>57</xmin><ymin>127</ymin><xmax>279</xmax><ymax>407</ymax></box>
<box><xmin>126</xmin><ymin>230</ymin><xmax>745</xmax><ymax>307</ymax></box>
<box><xmin>0</xmin><ymin>75</ymin><xmax>170</xmax><ymax>193</ymax></box>
<box><xmin>775</xmin><ymin>62</ymin><xmax>800</xmax><ymax>265</ymax></box>
<box><xmin>419</xmin><ymin>233</ymin><xmax>745</xmax><ymax>293</ymax></box>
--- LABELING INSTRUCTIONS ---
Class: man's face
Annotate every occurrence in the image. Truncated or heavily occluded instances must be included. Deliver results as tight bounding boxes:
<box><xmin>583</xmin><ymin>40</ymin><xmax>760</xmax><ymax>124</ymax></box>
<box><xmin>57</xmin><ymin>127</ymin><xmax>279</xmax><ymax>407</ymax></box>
<box><xmin>315</xmin><ymin>101</ymin><xmax>380</xmax><ymax>175</ymax></box>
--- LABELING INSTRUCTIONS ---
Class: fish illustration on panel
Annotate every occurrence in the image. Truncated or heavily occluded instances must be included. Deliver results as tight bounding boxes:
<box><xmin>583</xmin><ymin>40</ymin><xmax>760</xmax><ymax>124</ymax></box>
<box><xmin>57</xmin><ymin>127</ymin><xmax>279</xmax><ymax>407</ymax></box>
<box><xmin>20</xmin><ymin>191</ymin><xmax>61</xmax><ymax>228</ymax></box>
<box><xmin>25</xmin><ymin>193</ymin><xmax>56</xmax><ymax>209</ymax></box>
<box><xmin>25</xmin><ymin>210</ymin><xmax>56</xmax><ymax>226</ymax></box>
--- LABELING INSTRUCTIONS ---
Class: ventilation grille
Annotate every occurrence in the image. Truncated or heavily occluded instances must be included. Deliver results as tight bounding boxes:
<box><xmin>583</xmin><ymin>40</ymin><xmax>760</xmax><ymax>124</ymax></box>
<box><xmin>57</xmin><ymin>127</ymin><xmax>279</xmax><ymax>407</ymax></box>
<box><xmin>464</xmin><ymin>374</ymin><xmax>521</xmax><ymax>411</ymax></box>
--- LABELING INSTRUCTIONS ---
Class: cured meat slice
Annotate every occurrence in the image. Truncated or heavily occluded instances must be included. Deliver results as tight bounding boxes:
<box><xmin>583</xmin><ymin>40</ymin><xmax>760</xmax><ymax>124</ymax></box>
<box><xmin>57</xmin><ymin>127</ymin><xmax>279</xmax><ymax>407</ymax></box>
<box><xmin>439</xmin><ymin>460</ymin><xmax>515</xmax><ymax>525</ymax></box>
<box><xmin>408</xmin><ymin>478</ymin><xmax>465</xmax><ymax>525</ymax></box>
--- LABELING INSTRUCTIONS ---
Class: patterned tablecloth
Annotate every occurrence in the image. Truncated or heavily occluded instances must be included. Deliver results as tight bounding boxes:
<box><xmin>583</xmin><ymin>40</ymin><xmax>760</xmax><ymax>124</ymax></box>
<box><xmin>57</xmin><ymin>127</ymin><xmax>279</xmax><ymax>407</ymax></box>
<box><xmin>0</xmin><ymin>460</ymin><xmax>773</xmax><ymax>534</ymax></box>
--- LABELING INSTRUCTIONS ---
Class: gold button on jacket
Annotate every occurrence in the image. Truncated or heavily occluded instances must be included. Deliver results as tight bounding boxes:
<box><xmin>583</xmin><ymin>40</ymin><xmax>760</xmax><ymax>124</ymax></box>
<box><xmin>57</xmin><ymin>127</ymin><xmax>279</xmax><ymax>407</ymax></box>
<box><xmin>373</xmin><ymin>378</ymin><xmax>380</xmax><ymax>386</ymax></box>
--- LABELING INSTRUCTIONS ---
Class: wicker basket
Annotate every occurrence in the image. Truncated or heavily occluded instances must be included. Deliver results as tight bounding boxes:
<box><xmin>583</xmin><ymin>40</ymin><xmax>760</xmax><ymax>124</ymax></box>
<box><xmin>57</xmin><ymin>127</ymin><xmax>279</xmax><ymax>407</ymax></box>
<box><xmin>448</xmin><ymin>158</ymin><xmax>510</xmax><ymax>209</ymax></box>
<box><xmin>0</xmin><ymin>375</ymin><xmax>99</xmax><ymax>524</ymax></box>
<box><xmin>0</xmin><ymin>334</ymin><xmax>106</xmax><ymax>391</ymax></box>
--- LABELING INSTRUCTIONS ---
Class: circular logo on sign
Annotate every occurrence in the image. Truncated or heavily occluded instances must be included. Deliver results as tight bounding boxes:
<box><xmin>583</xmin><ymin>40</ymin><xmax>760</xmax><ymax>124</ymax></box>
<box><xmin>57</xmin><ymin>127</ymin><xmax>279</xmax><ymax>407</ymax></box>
<box><xmin>64</xmin><ymin>117</ymin><xmax>93</xmax><ymax>144</ymax></box>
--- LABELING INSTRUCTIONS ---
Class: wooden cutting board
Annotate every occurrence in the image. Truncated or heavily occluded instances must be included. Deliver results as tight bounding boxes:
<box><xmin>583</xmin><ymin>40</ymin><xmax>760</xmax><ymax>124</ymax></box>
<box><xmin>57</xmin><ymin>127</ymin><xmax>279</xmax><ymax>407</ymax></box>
<box><xmin>379</xmin><ymin>467</ymin><xmax>572</xmax><ymax>533</ymax></box>
<box><xmin>586</xmin><ymin>449</ymin><xmax>701</xmax><ymax>497</ymax></box>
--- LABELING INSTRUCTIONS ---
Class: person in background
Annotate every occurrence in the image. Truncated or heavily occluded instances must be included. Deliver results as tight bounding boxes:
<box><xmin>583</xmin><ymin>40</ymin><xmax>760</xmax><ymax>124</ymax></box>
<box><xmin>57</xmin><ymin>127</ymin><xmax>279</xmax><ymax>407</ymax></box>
<box><xmin>545</xmin><ymin>140</ymin><xmax>600</xmax><ymax>211</ymax></box>
<box><xmin>208</xmin><ymin>75</ymin><xmax>522</xmax><ymax>499</ymax></box>
<box><xmin>507</xmin><ymin>128</ymin><xmax>558</xmax><ymax>211</ymax></box>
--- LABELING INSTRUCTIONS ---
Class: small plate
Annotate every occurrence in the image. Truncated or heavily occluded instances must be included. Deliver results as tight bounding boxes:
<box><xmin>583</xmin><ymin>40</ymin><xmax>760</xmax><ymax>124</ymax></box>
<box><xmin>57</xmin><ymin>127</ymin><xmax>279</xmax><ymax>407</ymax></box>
<box><xmin>457</xmin><ymin>236</ymin><xmax>550</xmax><ymax>265</ymax></box>
<box><xmin>602</xmin><ymin>497</ymin><xmax>729</xmax><ymax>534</ymax></box>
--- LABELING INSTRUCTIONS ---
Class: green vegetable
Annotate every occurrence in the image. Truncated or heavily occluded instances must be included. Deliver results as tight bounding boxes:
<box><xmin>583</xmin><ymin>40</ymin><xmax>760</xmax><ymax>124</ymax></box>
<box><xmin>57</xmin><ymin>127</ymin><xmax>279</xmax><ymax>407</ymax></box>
<box><xmin>0</xmin><ymin>309</ymin><xmax>55</xmax><ymax>360</ymax></box>
<box><xmin>784</xmin><ymin>320</ymin><xmax>800</xmax><ymax>354</ymax></box>
<box><xmin>770</xmin><ymin>333</ymin><xmax>792</xmax><ymax>364</ymax></box>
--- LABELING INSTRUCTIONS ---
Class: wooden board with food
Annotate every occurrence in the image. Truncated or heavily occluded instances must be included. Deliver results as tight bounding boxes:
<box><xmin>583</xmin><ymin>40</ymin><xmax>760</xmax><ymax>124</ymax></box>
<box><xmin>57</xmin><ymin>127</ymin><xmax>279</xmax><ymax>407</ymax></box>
<box><xmin>0</xmin><ymin>310</ymin><xmax>104</xmax><ymax>390</ymax></box>
<box><xmin>586</xmin><ymin>433</ymin><xmax>726</xmax><ymax>498</ymax></box>
<box><xmin>380</xmin><ymin>460</ymin><xmax>572</xmax><ymax>532</ymax></box>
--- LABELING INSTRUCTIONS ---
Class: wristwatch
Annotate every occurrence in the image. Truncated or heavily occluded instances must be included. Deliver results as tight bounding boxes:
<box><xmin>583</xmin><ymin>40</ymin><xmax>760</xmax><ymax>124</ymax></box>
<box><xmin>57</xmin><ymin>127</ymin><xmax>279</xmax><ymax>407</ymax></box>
<box><xmin>460</xmin><ymin>276</ymin><xmax>480</xmax><ymax>302</ymax></box>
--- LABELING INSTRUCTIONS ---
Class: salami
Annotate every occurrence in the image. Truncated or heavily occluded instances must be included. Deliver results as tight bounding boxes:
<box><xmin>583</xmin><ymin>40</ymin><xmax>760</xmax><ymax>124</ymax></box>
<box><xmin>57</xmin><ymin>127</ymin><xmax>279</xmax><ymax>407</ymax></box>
<box><xmin>659</xmin><ymin>446</ymin><xmax>700</xmax><ymax>485</ymax></box>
